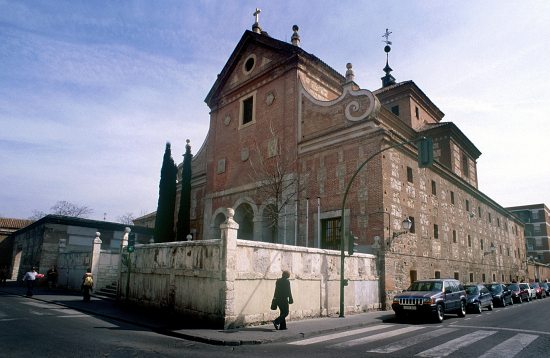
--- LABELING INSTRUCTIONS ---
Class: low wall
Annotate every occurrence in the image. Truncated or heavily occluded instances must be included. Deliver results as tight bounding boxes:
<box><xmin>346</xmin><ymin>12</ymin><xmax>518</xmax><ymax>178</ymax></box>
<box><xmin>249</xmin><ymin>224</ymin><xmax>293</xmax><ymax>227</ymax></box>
<box><xmin>228</xmin><ymin>240</ymin><xmax>378</xmax><ymax>327</ymax></box>
<box><xmin>119</xmin><ymin>240</ymin><xmax>225</xmax><ymax>327</ymax></box>
<box><xmin>121</xmin><ymin>214</ymin><xmax>380</xmax><ymax>329</ymax></box>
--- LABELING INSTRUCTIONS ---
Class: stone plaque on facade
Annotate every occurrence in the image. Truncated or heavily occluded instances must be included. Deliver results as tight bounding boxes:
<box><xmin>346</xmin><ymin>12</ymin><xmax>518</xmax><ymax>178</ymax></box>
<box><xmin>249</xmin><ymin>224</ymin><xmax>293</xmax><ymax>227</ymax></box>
<box><xmin>241</xmin><ymin>147</ymin><xmax>249</xmax><ymax>161</ymax></box>
<box><xmin>267</xmin><ymin>137</ymin><xmax>278</xmax><ymax>158</ymax></box>
<box><xmin>224</xmin><ymin>114</ymin><xmax>232</xmax><ymax>126</ymax></box>
<box><xmin>217</xmin><ymin>158</ymin><xmax>226</xmax><ymax>174</ymax></box>
<box><xmin>265</xmin><ymin>91</ymin><xmax>275</xmax><ymax>106</ymax></box>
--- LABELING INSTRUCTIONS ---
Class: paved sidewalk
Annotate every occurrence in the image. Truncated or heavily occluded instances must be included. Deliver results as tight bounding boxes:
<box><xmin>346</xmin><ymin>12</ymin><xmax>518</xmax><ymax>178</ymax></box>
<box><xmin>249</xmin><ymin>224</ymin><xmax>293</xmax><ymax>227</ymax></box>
<box><xmin>0</xmin><ymin>281</ymin><xmax>394</xmax><ymax>346</ymax></box>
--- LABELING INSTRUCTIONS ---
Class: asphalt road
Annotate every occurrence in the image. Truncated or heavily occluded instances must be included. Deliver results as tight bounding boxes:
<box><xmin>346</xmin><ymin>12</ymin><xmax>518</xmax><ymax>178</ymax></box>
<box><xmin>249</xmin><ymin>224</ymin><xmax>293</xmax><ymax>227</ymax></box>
<box><xmin>230</xmin><ymin>297</ymin><xmax>550</xmax><ymax>358</ymax></box>
<box><xmin>2</xmin><ymin>291</ymin><xmax>550</xmax><ymax>357</ymax></box>
<box><xmin>0</xmin><ymin>293</ymin><xmax>224</xmax><ymax>357</ymax></box>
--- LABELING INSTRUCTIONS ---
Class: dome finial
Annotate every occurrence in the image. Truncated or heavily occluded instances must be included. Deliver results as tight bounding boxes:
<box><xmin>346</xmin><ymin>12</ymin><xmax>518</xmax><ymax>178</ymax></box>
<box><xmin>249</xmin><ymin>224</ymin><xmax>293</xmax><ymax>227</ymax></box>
<box><xmin>291</xmin><ymin>25</ymin><xmax>300</xmax><ymax>47</ymax></box>
<box><xmin>381</xmin><ymin>28</ymin><xmax>396</xmax><ymax>87</ymax></box>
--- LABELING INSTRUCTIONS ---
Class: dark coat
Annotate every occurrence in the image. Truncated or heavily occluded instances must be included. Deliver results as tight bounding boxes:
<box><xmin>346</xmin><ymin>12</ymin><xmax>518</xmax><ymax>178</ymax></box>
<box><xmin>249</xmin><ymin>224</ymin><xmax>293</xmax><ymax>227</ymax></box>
<box><xmin>273</xmin><ymin>277</ymin><xmax>293</xmax><ymax>304</ymax></box>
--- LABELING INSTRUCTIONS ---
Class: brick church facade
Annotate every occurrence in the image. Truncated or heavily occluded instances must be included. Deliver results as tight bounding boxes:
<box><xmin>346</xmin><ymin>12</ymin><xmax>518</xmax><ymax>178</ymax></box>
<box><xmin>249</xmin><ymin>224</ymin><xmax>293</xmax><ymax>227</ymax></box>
<box><xmin>181</xmin><ymin>19</ymin><xmax>526</xmax><ymax>307</ymax></box>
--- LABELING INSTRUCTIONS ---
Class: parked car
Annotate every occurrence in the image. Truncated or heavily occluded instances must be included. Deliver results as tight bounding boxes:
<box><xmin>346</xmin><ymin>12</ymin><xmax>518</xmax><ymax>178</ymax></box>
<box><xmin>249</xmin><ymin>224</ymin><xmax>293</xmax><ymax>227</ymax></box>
<box><xmin>485</xmin><ymin>283</ymin><xmax>513</xmax><ymax>307</ymax></box>
<box><xmin>529</xmin><ymin>282</ymin><xmax>546</xmax><ymax>299</ymax></box>
<box><xmin>392</xmin><ymin>279</ymin><xmax>467</xmax><ymax>323</ymax></box>
<box><xmin>518</xmin><ymin>283</ymin><xmax>533</xmax><ymax>302</ymax></box>
<box><xmin>507</xmin><ymin>283</ymin><xmax>529</xmax><ymax>303</ymax></box>
<box><xmin>540</xmin><ymin>282</ymin><xmax>550</xmax><ymax>296</ymax></box>
<box><xmin>465</xmin><ymin>284</ymin><xmax>494</xmax><ymax>313</ymax></box>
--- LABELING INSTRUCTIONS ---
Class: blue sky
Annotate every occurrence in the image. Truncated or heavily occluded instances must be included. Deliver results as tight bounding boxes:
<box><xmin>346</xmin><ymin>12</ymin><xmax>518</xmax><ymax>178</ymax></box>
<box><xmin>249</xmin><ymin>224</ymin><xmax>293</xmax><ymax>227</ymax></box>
<box><xmin>1</xmin><ymin>1</ymin><xmax>549</xmax><ymax>221</ymax></box>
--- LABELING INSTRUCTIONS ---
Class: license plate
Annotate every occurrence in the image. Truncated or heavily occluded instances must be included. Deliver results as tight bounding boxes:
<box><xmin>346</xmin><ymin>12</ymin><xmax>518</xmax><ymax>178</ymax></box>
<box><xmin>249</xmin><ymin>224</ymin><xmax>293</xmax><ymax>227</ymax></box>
<box><xmin>403</xmin><ymin>306</ymin><xmax>416</xmax><ymax>310</ymax></box>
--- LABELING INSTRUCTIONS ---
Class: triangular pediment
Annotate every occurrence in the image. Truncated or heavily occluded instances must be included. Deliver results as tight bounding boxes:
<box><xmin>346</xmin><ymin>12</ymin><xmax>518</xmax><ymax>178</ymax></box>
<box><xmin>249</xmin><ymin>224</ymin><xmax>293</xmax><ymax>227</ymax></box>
<box><xmin>204</xmin><ymin>30</ymin><xmax>341</xmax><ymax>109</ymax></box>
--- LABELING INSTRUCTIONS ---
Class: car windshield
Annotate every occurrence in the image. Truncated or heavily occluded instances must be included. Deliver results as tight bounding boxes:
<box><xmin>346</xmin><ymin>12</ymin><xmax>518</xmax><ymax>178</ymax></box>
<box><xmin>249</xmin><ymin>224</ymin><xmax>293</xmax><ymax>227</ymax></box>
<box><xmin>530</xmin><ymin>283</ymin><xmax>538</xmax><ymax>288</ymax></box>
<box><xmin>508</xmin><ymin>284</ymin><xmax>519</xmax><ymax>290</ymax></box>
<box><xmin>465</xmin><ymin>286</ymin><xmax>479</xmax><ymax>295</ymax></box>
<box><xmin>519</xmin><ymin>284</ymin><xmax>529</xmax><ymax>289</ymax></box>
<box><xmin>409</xmin><ymin>281</ymin><xmax>443</xmax><ymax>292</ymax></box>
<box><xmin>486</xmin><ymin>284</ymin><xmax>501</xmax><ymax>293</ymax></box>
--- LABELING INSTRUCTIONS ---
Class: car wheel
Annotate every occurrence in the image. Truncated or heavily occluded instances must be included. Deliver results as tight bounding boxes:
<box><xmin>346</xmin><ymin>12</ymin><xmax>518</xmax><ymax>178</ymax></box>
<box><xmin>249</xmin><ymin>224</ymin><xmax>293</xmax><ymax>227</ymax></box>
<box><xmin>434</xmin><ymin>304</ymin><xmax>444</xmax><ymax>323</ymax></box>
<box><xmin>501</xmin><ymin>298</ymin><xmax>506</xmax><ymax>307</ymax></box>
<box><xmin>458</xmin><ymin>301</ymin><xmax>466</xmax><ymax>317</ymax></box>
<box><xmin>475</xmin><ymin>302</ymin><xmax>482</xmax><ymax>314</ymax></box>
<box><xmin>509</xmin><ymin>297</ymin><xmax>514</xmax><ymax>305</ymax></box>
<box><xmin>488</xmin><ymin>301</ymin><xmax>493</xmax><ymax>311</ymax></box>
<box><xmin>518</xmin><ymin>296</ymin><xmax>522</xmax><ymax>304</ymax></box>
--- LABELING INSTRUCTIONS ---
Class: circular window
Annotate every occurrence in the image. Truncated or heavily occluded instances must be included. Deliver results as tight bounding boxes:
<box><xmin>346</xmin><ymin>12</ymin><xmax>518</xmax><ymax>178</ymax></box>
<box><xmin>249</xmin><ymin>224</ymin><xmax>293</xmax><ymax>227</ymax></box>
<box><xmin>242</xmin><ymin>54</ymin><xmax>256</xmax><ymax>75</ymax></box>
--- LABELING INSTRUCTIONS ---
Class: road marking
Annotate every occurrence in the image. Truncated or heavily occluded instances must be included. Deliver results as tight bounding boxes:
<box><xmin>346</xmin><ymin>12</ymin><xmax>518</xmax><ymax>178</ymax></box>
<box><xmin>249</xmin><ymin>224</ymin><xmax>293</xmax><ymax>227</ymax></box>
<box><xmin>367</xmin><ymin>327</ymin><xmax>458</xmax><ymax>353</ymax></box>
<box><xmin>415</xmin><ymin>330</ymin><xmax>497</xmax><ymax>357</ymax></box>
<box><xmin>288</xmin><ymin>324</ymin><xmax>392</xmax><ymax>345</ymax></box>
<box><xmin>478</xmin><ymin>333</ymin><xmax>538</xmax><ymax>358</ymax></box>
<box><xmin>449</xmin><ymin>324</ymin><xmax>550</xmax><ymax>336</ymax></box>
<box><xmin>0</xmin><ymin>318</ymin><xmax>24</xmax><ymax>322</ymax></box>
<box><xmin>329</xmin><ymin>326</ymin><xmax>426</xmax><ymax>348</ymax></box>
<box><xmin>57</xmin><ymin>314</ymin><xmax>89</xmax><ymax>318</ymax></box>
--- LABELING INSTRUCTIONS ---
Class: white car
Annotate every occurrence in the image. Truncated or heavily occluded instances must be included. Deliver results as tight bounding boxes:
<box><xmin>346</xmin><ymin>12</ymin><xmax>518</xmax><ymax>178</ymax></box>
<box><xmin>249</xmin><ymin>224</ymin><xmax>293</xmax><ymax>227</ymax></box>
<box><xmin>519</xmin><ymin>282</ymin><xmax>535</xmax><ymax>301</ymax></box>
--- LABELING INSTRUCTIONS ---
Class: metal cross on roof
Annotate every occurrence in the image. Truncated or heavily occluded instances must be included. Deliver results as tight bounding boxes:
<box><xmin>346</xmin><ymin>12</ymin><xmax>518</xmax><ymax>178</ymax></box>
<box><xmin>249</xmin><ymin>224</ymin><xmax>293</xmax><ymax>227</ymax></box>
<box><xmin>253</xmin><ymin>8</ymin><xmax>261</xmax><ymax>24</ymax></box>
<box><xmin>382</xmin><ymin>28</ymin><xmax>392</xmax><ymax>45</ymax></box>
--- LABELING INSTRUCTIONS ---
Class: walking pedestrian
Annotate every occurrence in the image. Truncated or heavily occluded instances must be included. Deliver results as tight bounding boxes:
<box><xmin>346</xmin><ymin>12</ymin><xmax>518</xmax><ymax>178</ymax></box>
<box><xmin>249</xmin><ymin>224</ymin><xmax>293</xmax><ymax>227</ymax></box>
<box><xmin>22</xmin><ymin>267</ymin><xmax>38</xmax><ymax>297</ymax></box>
<box><xmin>46</xmin><ymin>265</ymin><xmax>58</xmax><ymax>289</ymax></box>
<box><xmin>272</xmin><ymin>270</ymin><xmax>293</xmax><ymax>330</ymax></box>
<box><xmin>81</xmin><ymin>268</ymin><xmax>93</xmax><ymax>301</ymax></box>
<box><xmin>0</xmin><ymin>265</ymin><xmax>8</xmax><ymax>286</ymax></box>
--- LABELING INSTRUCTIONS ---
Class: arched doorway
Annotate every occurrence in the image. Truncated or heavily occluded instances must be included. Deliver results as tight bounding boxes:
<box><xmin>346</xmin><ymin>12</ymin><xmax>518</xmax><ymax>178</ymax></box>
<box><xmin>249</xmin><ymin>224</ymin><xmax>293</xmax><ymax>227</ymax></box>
<box><xmin>234</xmin><ymin>202</ymin><xmax>254</xmax><ymax>241</ymax></box>
<box><xmin>212</xmin><ymin>212</ymin><xmax>226</xmax><ymax>240</ymax></box>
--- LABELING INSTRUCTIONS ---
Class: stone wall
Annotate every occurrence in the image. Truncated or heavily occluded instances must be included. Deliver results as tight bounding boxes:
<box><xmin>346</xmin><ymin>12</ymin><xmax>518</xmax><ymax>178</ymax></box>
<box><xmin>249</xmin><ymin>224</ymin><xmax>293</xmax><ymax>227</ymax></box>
<box><xmin>120</xmin><ymin>209</ymin><xmax>379</xmax><ymax>329</ymax></box>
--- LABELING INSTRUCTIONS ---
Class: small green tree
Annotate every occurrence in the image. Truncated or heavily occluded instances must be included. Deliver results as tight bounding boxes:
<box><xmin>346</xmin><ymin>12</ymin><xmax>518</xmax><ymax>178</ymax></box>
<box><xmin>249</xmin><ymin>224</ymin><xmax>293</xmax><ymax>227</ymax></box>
<box><xmin>176</xmin><ymin>140</ymin><xmax>192</xmax><ymax>241</ymax></box>
<box><xmin>154</xmin><ymin>142</ymin><xmax>177</xmax><ymax>242</ymax></box>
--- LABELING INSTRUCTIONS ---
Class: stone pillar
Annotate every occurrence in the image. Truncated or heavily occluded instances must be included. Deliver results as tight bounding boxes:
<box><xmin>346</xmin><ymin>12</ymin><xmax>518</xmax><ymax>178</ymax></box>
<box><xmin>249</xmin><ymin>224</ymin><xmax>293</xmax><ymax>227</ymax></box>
<box><xmin>220</xmin><ymin>208</ymin><xmax>239</xmax><ymax>329</ymax></box>
<box><xmin>91</xmin><ymin>232</ymin><xmax>102</xmax><ymax>286</ymax></box>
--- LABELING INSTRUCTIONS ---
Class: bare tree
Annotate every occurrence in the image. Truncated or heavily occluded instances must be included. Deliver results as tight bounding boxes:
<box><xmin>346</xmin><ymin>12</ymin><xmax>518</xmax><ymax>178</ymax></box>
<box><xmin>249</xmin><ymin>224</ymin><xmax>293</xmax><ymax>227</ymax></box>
<box><xmin>116</xmin><ymin>212</ymin><xmax>135</xmax><ymax>225</ymax></box>
<box><xmin>29</xmin><ymin>200</ymin><xmax>93</xmax><ymax>220</ymax></box>
<box><xmin>248</xmin><ymin>123</ymin><xmax>302</xmax><ymax>242</ymax></box>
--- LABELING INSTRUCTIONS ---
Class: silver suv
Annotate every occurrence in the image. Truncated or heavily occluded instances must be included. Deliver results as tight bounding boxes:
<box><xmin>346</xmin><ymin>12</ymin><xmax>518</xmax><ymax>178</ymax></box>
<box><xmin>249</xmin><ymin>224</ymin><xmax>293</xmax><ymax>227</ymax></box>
<box><xmin>392</xmin><ymin>279</ymin><xmax>467</xmax><ymax>323</ymax></box>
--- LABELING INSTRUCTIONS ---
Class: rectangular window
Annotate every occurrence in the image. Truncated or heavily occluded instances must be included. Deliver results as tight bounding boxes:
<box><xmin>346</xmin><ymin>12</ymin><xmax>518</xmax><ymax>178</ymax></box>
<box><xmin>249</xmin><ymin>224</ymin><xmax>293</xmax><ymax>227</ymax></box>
<box><xmin>454</xmin><ymin>272</ymin><xmax>460</xmax><ymax>280</ymax></box>
<box><xmin>462</xmin><ymin>153</ymin><xmax>469</xmax><ymax>177</ymax></box>
<box><xmin>391</xmin><ymin>105</ymin><xmax>400</xmax><ymax>116</ymax></box>
<box><xmin>469</xmin><ymin>273</ymin><xmax>474</xmax><ymax>282</ymax></box>
<box><xmin>434</xmin><ymin>224</ymin><xmax>439</xmax><ymax>239</ymax></box>
<box><xmin>465</xmin><ymin>199</ymin><xmax>470</xmax><ymax>212</ymax></box>
<box><xmin>488</xmin><ymin>213</ymin><xmax>492</xmax><ymax>223</ymax></box>
<box><xmin>480</xmin><ymin>239</ymin><xmax>484</xmax><ymax>251</ymax></box>
<box><xmin>493</xmin><ymin>273</ymin><xmax>496</xmax><ymax>282</ymax></box>
<box><xmin>450</xmin><ymin>191</ymin><xmax>455</xmax><ymax>205</ymax></box>
<box><xmin>507</xmin><ymin>247</ymin><xmax>510</xmax><ymax>256</ymax></box>
<box><xmin>482</xmin><ymin>273</ymin><xmax>486</xmax><ymax>282</ymax></box>
<box><xmin>497</xmin><ymin>218</ymin><xmax>500</xmax><ymax>227</ymax></box>
<box><xmin>453</xmin><ymin>230</ymin><xmax>457</xmax><ymax>243</ymax></box>
<box><xmin>434</xmin><ymin>271</ymin><xmax>441</xmax><ymax>279</ymax></box>
<box><xmin>321</xmin><ymin>218</ymin><xmax>341</xmax><ymax>250</ymax></box>
<box><xmin>431</xmin><ymin>180</ymin><xmax>437</xmax><ymax>195</ymax></box>
<box><xmin>407</xmin><ymin>167</ymin><xmax>413</xmax><ymax>183</ymax></box>
<box><xmin>468</xmin><ymin>235</ymin><xmax>472</xmax><ymax>247</ymax></box>
<box><xmin>478</xmin><ymin>207</ymin><xmax>482</xmax><ymax>217</ymax></box>
<box><xmin>241</xmin><ymin>96</ymin><xmax>254</xmax><ymax>125</ymax></box>
<box><xmin>410</xmin><ymin>270</ymin><xmax>417</xmax><ymax>284</ymax></box>
<box><xmin>415</xmin><ymin>106</ymin><xmax>419</xmax><ymax>119</ymax></box>
<box><xmin>408</xmin><ymin>216</ymin><xmax>415</xmax><ymax>234</ymax></box>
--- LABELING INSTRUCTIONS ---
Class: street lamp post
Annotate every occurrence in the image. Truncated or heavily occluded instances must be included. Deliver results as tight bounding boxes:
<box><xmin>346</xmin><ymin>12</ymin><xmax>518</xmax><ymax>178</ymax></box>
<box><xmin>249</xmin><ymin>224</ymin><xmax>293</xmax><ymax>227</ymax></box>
<box><xmin>339</xmin><ymin>136</ymin><xmax>432</xmax><ymax>317</ymax></box>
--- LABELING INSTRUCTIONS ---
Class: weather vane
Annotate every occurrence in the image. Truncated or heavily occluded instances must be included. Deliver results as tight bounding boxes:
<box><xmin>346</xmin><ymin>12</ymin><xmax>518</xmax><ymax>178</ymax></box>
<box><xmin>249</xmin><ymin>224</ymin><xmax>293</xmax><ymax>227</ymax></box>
<box><xmin>382</xmin><ymin>28</ymin><xmax>392</xmax><ymax>46</ymax></box>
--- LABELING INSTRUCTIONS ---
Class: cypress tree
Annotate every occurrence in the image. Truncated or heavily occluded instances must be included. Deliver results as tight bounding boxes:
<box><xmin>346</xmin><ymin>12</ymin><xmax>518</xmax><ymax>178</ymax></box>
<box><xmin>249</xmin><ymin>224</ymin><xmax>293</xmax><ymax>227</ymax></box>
<box><xmin>154</xmin><ymin>142</ymin><xmax>177</xmax><ymax>242</ymax></box>
<box><xmin>176</xmin><ymin>140</ymin><xmax>193</xmax><ymax>241</ymax></box>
